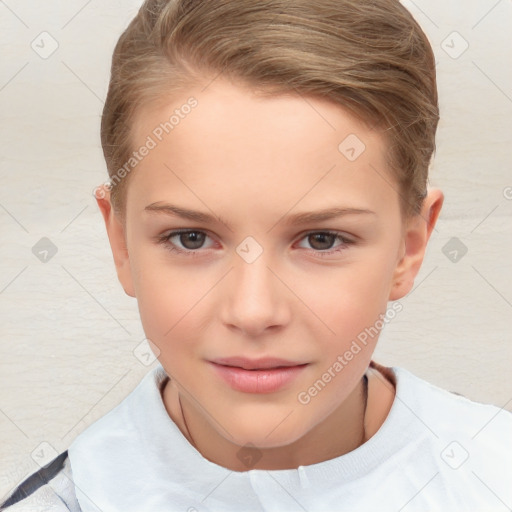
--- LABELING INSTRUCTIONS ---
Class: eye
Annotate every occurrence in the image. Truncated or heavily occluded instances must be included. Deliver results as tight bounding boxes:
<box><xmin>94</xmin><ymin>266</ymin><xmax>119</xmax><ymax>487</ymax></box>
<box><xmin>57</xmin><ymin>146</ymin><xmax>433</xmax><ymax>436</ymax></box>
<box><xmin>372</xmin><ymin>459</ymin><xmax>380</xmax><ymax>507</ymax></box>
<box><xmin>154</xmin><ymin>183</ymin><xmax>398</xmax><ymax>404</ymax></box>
<box><xmin>157</xmin><ymin>229</ymin><xmax>355</xmax><ymax>258</ymax></box>
<box><xmin>158</xmin><ymin>229</ymin><xmax>215</xmax><ymax>254</ymax></box>
<box><xmin>296</xmin><ymin>231</ymin><xmax>354</xmax><ymax>256</ymax></box>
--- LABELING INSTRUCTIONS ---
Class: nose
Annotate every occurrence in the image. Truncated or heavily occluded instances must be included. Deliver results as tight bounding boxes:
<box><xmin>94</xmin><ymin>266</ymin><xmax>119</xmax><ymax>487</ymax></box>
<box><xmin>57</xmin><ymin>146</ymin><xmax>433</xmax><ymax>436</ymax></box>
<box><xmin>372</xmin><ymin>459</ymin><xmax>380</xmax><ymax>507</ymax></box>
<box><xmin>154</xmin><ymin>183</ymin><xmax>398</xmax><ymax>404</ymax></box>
<box><xmin>220</xmin><ymin>252</ymin><xmax>291</xmax><ymax>337</ymax></box>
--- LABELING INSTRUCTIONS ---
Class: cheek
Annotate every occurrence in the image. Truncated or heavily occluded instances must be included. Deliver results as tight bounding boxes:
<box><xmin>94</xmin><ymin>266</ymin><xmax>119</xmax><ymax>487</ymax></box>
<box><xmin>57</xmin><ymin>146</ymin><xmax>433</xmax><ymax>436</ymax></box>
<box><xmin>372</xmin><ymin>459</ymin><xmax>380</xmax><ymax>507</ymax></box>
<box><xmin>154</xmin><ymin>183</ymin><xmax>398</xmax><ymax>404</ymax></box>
<box><xmin>130</xmin><ymin>252</ymin><xmax>210</xmax><ymax>350</ymax></box>
<box><xmin>300</xmin><ymin>255</ymin><xmax>396</xmax><ymax>342</ymax></box>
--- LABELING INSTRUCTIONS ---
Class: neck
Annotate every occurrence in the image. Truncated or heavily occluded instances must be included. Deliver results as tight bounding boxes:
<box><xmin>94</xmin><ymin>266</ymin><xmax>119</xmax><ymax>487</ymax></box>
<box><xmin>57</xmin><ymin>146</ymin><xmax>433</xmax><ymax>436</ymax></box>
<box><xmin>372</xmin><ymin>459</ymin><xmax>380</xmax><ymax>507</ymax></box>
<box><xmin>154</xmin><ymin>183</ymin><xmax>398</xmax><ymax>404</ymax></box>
<box><xmin>164</xmin><ymin>373</ymin><xmax>373</xmax><ymax>471</ymax></box>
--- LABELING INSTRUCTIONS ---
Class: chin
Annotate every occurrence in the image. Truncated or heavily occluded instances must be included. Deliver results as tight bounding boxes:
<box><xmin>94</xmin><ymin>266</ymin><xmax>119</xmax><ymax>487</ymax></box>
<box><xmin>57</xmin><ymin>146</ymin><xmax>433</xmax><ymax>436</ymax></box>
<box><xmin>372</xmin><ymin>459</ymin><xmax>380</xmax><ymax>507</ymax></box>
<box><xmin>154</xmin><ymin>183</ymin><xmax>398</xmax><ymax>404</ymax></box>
<box><xmin>222</xmin><ymin>418</ymin><xmax>309</xmax><ymax>450</ymax></box>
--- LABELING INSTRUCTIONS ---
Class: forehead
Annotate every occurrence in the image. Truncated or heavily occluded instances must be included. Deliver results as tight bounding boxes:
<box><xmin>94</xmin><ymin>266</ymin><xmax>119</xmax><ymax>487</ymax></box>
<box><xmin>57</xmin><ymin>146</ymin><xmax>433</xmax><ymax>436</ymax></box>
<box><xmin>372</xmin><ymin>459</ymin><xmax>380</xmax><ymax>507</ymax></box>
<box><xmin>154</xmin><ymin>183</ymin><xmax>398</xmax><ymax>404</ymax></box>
<box><xmin>127</xmin><ymin>78</ymin><xmax>399</xmax><ymax>223</ymax></box>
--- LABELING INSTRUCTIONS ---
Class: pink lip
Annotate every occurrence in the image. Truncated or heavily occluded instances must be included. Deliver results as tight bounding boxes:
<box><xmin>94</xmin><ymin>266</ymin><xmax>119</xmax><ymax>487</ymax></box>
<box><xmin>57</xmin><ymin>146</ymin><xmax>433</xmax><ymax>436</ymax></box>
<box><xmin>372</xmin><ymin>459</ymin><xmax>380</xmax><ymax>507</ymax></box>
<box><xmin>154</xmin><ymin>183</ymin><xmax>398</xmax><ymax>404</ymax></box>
<box><xmin>209</xmin><ymin>357</ymin><xmax>309</xmax><ymax>394</ymax></box>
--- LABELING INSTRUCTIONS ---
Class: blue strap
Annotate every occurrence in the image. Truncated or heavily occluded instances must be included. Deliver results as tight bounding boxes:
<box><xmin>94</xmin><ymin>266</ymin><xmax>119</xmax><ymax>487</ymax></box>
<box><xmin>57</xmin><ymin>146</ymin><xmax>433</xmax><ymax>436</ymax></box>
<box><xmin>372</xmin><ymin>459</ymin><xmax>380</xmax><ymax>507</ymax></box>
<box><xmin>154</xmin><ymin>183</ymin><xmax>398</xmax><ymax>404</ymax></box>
<box><xmin>0</xmin><ymin>450</ymin><xmax>69</xmax><ymax>509</ymax></box>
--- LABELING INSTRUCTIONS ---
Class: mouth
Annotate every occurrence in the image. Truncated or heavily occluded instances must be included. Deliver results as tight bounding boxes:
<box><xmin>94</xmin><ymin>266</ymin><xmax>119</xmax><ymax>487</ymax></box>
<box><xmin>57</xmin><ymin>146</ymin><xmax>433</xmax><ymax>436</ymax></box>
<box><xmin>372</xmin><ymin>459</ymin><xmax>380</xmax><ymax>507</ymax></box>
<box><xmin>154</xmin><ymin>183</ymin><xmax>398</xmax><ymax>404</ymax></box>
<box><xmin>209</xmin><ymin>357</ymin><xmax>309</xmax><ymax>393</ymax></box>
<box><xmin>211</xmin><ymin>356</ymin><xmax>308</xmax><ymax>370</ymax></box>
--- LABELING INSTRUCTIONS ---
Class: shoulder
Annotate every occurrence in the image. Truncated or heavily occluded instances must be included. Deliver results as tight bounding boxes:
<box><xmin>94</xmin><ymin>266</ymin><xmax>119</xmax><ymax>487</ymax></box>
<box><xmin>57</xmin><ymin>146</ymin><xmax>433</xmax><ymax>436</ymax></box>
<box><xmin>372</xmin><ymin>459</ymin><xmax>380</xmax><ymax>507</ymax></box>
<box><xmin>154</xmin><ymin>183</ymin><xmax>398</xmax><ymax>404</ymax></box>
<box><xmin>392</xmin><ymin>365</ymin><xmax>512</xmax><ymax>472</ymax></box>
<box><xmin>395</xmin><ymin>365</ymin><xmax>512</xmax><ymax>435</ymax></box>
<box><xmin>0</xmin><ymin>452</ymin><xmax>81</xmax><ymax>512</ymax></box>
<box><xmin>369</xmin><ymin>363</ymin><xmax>512</xmax><ymax>507</ymax></box>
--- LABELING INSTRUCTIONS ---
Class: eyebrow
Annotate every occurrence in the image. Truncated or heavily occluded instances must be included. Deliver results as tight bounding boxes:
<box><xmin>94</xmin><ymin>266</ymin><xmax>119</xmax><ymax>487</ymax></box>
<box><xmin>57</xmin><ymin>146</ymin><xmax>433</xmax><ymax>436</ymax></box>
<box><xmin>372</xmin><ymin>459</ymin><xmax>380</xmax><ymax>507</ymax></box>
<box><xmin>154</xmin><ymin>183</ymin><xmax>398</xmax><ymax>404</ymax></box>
<box><xmin>144</xmin><ymin>202</ymin><xmax>376</xmax><ymax>229</ymax></box>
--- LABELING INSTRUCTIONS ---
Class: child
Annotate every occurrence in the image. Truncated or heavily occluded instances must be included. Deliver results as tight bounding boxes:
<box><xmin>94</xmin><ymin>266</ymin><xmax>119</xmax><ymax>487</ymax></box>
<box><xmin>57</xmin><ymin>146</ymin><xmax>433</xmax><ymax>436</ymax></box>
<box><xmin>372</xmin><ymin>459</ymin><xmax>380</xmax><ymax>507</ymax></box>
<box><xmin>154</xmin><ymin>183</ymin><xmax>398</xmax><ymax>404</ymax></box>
<box><xmin>2</xmin><ymin>0</ymin><xmax>511</xmax><ymax>510</ymax></box>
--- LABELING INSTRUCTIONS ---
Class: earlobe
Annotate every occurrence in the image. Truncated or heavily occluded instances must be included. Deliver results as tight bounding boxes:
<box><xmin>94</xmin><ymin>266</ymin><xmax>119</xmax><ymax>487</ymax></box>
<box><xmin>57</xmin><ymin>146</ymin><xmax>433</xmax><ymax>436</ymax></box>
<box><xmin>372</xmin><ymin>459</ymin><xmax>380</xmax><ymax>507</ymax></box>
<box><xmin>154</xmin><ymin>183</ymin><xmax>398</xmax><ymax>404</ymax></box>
<box><xmin>95</xmin><ymin>185</ymin><xmax>136</xmax><ymax>298</ymax></box>
<box><xmin>389</xmin><ymin>188</ymin><xmax>444</xmax><ymax>301</ymax></box>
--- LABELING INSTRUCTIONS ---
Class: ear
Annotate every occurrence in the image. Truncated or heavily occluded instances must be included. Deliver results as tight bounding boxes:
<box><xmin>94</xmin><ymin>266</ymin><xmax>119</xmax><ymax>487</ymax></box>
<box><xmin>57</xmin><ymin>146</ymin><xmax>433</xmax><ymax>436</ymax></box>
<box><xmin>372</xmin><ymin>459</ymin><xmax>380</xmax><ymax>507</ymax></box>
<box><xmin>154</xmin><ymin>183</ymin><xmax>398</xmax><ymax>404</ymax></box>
<box><xmin>389</xmin><ymin>188</ymin><xmax>444</xmax><ymax>300</ymax></box>
<box><xmin>95</xmin><ymin>184</ymin><xmax>136</xmax><ymax>298</ymax></box>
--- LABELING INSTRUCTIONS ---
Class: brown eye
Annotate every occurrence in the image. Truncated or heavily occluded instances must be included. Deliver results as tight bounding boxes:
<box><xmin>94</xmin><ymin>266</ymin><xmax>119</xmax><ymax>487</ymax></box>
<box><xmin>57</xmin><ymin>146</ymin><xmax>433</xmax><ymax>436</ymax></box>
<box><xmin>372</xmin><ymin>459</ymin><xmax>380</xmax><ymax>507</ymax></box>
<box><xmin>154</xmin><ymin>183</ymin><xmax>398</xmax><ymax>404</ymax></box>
<box><xmin>296</xmin><ymin>231</ymin><xmax>355</xmax><ymax>257</ymax></box>
<box><xmin>177</xmin><ymin>231</ymin><xmax>206</xmax><ymax>250</ymax></box>
<box><xmin>158</xmin><ymin>229</ymin><xmax>215</xmax><ymax>254</ymax></box>
<box><xmin>307</xmin><ymin>232</ymin><xmax>337</xmax><ymax>250</ymax></box>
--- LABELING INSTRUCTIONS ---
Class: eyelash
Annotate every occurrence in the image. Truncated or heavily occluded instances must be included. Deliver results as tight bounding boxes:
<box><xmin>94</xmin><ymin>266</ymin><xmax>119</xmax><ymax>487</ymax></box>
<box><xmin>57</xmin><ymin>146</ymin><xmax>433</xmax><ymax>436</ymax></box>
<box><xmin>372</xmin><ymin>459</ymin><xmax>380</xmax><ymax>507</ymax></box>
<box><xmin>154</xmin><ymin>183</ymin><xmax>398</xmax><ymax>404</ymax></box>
<box><xmin>156</xmin><ymin>229</ymin><xmax>355</xmax><ymax>258</ymax></box>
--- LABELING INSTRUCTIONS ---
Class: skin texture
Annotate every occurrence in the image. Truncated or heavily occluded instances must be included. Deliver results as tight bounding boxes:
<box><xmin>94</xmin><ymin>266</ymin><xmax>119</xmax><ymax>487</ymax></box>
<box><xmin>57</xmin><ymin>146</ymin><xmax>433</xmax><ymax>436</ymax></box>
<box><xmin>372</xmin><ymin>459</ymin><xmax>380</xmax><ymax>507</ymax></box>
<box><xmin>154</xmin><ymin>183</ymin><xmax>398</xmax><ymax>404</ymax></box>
<box><xmin>96</xmin><ymin>77</ymin><xmax>443</xmax><ymax>471</ymax></box>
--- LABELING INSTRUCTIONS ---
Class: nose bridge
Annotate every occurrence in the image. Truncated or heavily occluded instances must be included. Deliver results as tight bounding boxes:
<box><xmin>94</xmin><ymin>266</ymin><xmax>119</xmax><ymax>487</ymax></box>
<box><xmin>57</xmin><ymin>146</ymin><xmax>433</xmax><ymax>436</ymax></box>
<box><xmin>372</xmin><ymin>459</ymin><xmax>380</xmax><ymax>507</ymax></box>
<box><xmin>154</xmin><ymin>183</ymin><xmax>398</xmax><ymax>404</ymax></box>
<box><xmin>221</xmin><ymin>243</ymin><xmax>289</xmax><ymax>333</ymax></box>
<box><xmin>232</xmin><ymin>247</ymin><xmax>276</xmax><ymax>302</ymax></box>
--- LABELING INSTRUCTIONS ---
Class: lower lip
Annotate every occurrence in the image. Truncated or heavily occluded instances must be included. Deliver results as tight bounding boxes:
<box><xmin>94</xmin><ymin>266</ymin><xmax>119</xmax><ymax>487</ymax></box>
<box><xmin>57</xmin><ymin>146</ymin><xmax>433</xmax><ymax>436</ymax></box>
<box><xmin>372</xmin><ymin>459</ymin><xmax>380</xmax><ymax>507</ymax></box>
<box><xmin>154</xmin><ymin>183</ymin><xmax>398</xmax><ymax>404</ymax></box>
<box><xmin>209</xmin><ymin>362</ymin><xmax>308</xmax><ymax>394</ymax></box>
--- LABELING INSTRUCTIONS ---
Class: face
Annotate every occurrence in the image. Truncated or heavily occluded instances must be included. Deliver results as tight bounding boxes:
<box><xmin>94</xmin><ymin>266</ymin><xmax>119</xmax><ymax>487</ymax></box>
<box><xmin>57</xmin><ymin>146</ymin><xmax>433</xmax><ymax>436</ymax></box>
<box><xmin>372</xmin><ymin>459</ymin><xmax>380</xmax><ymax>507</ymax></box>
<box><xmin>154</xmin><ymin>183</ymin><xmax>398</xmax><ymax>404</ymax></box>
<box><xmin>103</xmin><ymin>77</ymin><xmax>429</xmax><ymax>450</ymax></box>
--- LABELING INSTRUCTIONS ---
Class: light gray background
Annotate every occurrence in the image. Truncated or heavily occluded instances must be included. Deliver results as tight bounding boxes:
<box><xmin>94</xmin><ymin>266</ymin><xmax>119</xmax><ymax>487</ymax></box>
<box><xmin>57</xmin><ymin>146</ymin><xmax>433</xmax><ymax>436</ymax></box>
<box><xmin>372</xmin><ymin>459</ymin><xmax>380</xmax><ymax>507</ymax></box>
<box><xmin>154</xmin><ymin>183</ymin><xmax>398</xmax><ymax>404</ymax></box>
<box><xmin>1</xmin><ymin>0</ymin><xmax>511</xmax><ymax>500</ymax></box>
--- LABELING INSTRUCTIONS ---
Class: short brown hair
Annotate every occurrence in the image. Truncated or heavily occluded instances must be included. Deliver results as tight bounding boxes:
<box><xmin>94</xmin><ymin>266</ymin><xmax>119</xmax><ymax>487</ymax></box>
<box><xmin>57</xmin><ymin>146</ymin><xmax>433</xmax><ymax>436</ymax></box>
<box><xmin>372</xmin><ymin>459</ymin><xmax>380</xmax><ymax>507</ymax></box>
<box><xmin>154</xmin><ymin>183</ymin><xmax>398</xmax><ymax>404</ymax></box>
<box><xmin>101</xmin><ymin>0</ymin><xmax>438</xmax><ymax>219</ymax></box>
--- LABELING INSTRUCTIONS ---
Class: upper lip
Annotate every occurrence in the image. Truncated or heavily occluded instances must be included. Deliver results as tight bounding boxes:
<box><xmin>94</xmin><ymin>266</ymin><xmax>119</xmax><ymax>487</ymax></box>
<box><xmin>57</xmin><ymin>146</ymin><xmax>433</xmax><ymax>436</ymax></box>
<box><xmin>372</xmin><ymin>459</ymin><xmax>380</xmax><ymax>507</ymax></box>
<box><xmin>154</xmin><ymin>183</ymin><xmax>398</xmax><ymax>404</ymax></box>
<box><xmin>210</xmin><ymin>357</ymin><xmax>308</xmax><ymax>370</ymax></box>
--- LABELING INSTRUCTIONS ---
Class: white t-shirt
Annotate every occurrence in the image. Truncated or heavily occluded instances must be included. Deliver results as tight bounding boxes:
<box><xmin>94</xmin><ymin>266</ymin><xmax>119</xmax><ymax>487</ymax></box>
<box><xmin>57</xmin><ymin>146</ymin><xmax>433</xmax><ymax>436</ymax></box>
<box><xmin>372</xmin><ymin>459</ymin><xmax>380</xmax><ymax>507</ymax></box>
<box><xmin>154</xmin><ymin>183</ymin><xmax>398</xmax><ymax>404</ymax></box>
<box><xmin>3</xmin><ymin>362</ymin><xmax>512</xmax><ymax>511</ymax></box>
